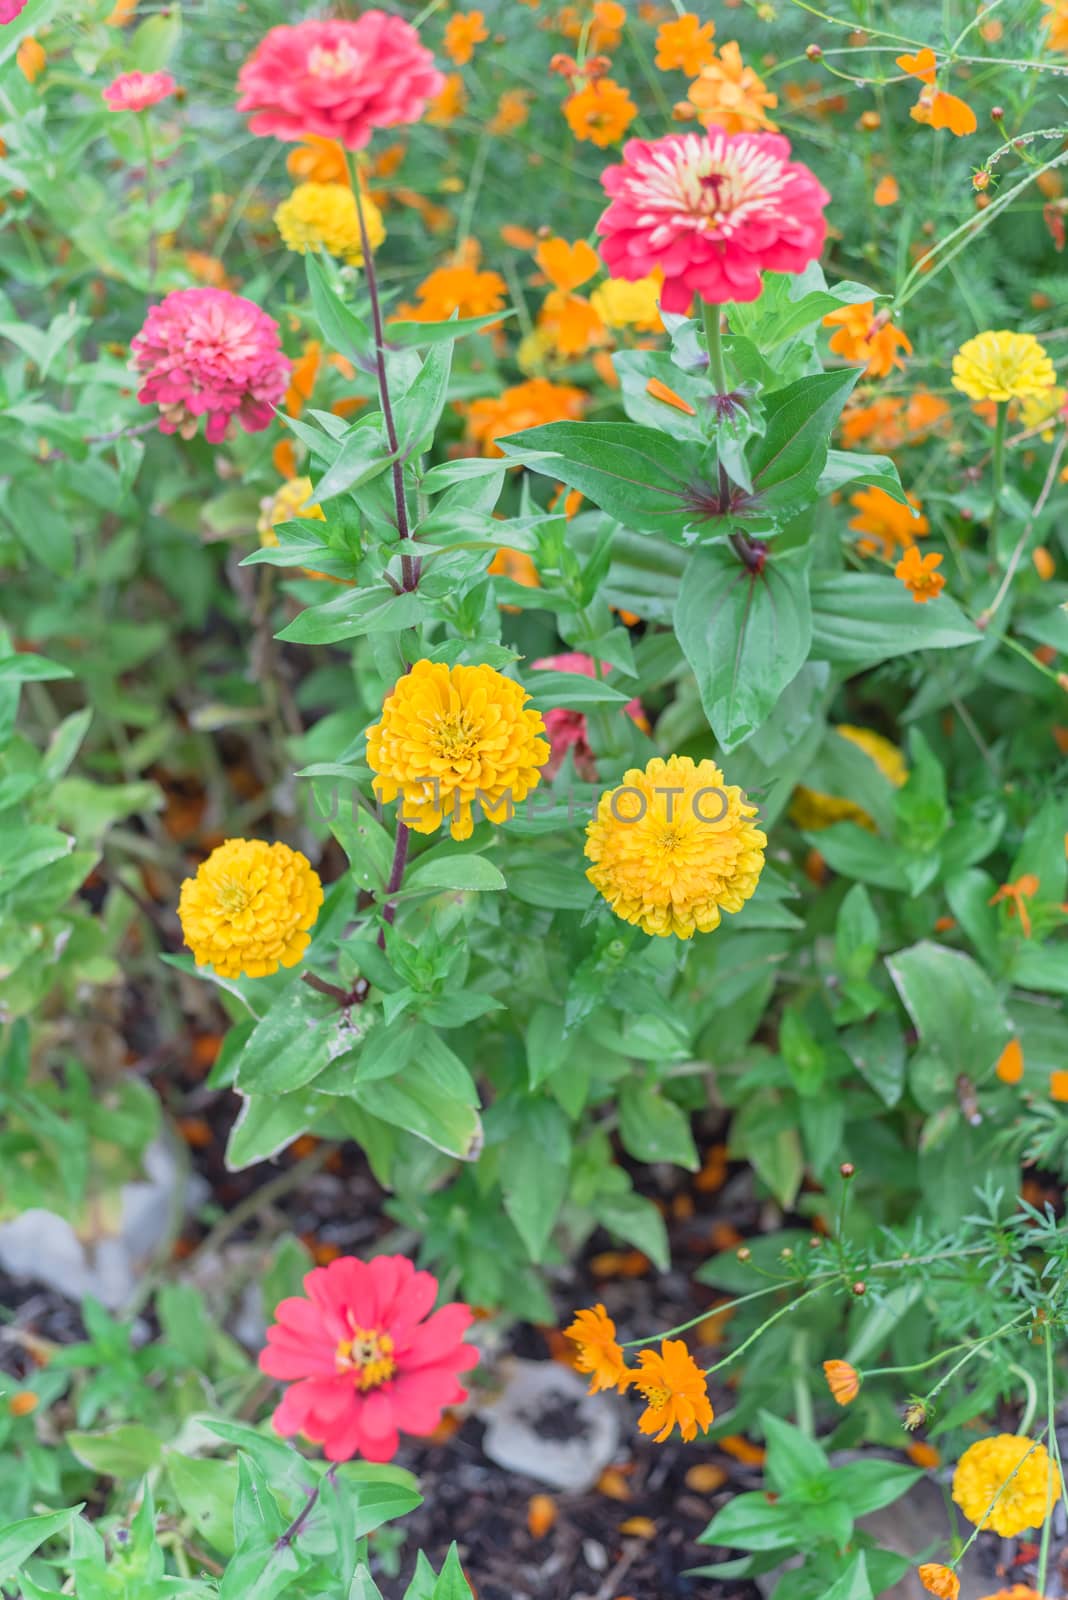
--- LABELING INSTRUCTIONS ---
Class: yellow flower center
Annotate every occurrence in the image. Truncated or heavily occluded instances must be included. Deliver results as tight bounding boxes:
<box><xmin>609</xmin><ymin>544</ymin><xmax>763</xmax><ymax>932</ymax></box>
<box><xmin>308</xmin><ymin>42</ymin><xmax>360</xmax><ymax>78</ymax></box>
<box><xmin>215</xmin><ymin>876</ymin><xmax>251</xmax><ymax>914</ymax></box>
<box><xmin>432</xmin><ymin>709</ymin><xmax>480</xmax><ymax>759</ymax></box>
<box><xmin>641</xmin><ymin>1383</ymin><xmax>671</xmax><ymax>1408</ymax></box>
<box><xmin>335</xmin><ymin>1324</ymin><xmax>396</xmax><ymax>1391</ymax></box>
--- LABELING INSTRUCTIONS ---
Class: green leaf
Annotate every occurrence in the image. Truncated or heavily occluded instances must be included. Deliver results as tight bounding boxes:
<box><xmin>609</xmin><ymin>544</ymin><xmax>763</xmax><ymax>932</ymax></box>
<box><xmin>592</xmin><ymin>1189</ymin><xmax>669</xmax><ymax>1269</ymax></box>
<box><xmin>761</xmin><ymin>1412</ymin><xmax>829</xmax><ymax>1494</ymax></box>
<box><xmin>276</xmin><ymin>587</ymin><xmax>426</xmax><ymax>645</ymax></box>
<box><xmin>403</xmin><ymin>854</ymin><xmax>506</xmax><ymax>894</ymax></box>
<box><xmin>306</xmin><ymin>251</ymin><xmax>371</xmax><ymax>364</ymax></box>
<box><xmin>525</xmin><ymin>669</ymin><xmax>629</xmax><ymax>709</ymax></box>
<box><xmin>835</xmin><ymin>884</ymin><xmax>880</xmax><ymax>981</ymax></box>
<box><xmin>333</xmin><ymin>1462</ymin><xmax>423</xmax><ymax>1536</ymax></box>
<box><xmin>525</xmin><ymin>1004</ymin><xmax>567</xmax><ymax>1087</ymax></box>
<box><xmin>166</xmin><ymin>1454</ymin><xmax>238</xmax><ymax>1557</ymax></box>
<box><xmin>675</xmin><ymin>545</ymin><xmax>811</xmax><ymax>750</ymax></box>
<box><xmin>234</xmin><ymin>986</ymin><xmax>346</xmax><ymax>1094</ymax></box>
<box><xmin>311</xmin><ymin>420</ymin><xmax>394</xmax><ymax>503</ymax></box>
<box><xmin>66</xmin><ymin>1423</ymin><xmax>162</xmax><ymax>1478</ymax></box>
<box><xmin>498</xmin><ymin>422</ymin><xmax>710</xmax><ymax>542</ymax></box>
<box><xmin>0</xmin><ymin>653</ymin><xmax>74</xmax><ymax>683</ymax></box>
<box><xmin>226</xmin><ymin>1089</ymin><xmax>325</xmax><ymax>1169</ymax></box>
<box><xmin>387</xmin><ymin>310</ymin><xmax>514</xmax><ymax>347</ymax></box>
<box><xmin>886</xmin><ymin>941</ymin><xmax>1012</xmax><ymax>1084</ymax></box>
<box><xmin>699</xmin><ymin>1491</ymin><xmax>796</xmax><ymax>1552</ymax></box>
<box><xmin>748</xmin><ymin>369</ymin><xmax>860</xmax><ymax>512</ymax></box>
<box><xmin>0</xmin><ymin>1506</ymin><xmax>83</xmax><ymax>1578</ymax></box>
<box><xmin>619</xmin><ymin>1081</ymin><xmax>699</xmax><ymax>1169</ymax></box>
<box><xmin>841</xmin><ymin>1013</ymin><xmax>907</xmax><ymax>1107</ymax></box>
<box><xmin>811</xmin><ymin>575</ymin><xmax>980</xmax><ymax>665</ymax></box>
<box><xmin>835</xmin><ymin>1460</ymin><xmax>921</xmax><ymax>1518</ymax></box>
<box><xmin>393</xmin><ymin>341</ymin><xmax>453</xmax><ymax>457</ymax></box>
<box><xmin>817</xmin><ymin>448</ymin><xmax>907</xmax><ymax>505</ymax></box>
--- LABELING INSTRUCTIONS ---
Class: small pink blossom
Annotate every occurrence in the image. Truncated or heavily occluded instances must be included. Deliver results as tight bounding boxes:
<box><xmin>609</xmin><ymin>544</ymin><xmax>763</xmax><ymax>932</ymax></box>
<box><xmin>597</xmin><ymin>131</ymin><xmax>830</xmax><ymax>313</ymax></box>
<box><xmin>130</xmin><ymin>288</ymin><xmax>290</xmax><ymax>445</ymax></box>
<box><xmin>259</xmin><ymin>1255</ymin><xmax>478</xmax><ymax>1463</ymax></box>
<box><xmin>0</xmin><ymin>0</ymin><xmax>29</xmax><ymax>22</ymax></box>
<box><xmin>236</xmin><ymin>14</ymin><xmax>443</xmax><ymax>150</ymax></box>
<box><xmin>533</xmin><ymin>652</ymin><xmax>649</xmax><ymax>780</ymax></box>
<box><xmin>103</xmin><ymin>69</ymin><xmax>177</xmax><ymax>112</ymax></box>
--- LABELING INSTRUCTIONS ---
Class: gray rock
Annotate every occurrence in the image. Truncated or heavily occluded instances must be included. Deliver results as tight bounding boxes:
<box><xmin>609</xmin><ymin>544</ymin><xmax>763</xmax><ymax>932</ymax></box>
<box><xmin>479</xmin><ymin>1359</ymin><xmax>622</xmax><ymax>1492</ymax></box>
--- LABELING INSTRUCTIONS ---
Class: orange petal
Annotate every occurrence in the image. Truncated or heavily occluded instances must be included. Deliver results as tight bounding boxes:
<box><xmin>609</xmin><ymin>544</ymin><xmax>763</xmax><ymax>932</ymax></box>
<box><xmin>896</xmin><ymin>47</ymin><xmax>937</xmax><ymax>84</ymax></box>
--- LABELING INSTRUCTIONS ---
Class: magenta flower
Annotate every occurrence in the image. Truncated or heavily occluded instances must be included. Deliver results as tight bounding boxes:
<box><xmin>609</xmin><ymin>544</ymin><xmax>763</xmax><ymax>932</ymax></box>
<box><xmin>103</xmin><ymin>70</ymin><xmax>177</xmax><ymax>112</ymax></box>
<box><xmin>259</xmin><ymin>1255</ymin><xmax>478</xmax><ymax>1463</ymax></box>
<box><xmin>130</xmin><ymin>288</ymin><xmax>290</xmax><ymax>445</ymax></box>
<box><xmin>533</xmin><ymin>652</ymin><xmax>649</xmax><ymax>780</ymax></box>
<box><xmin>236</xmin><ymin>14</ymin><xmax>444</xmax><ymax>150</ymax></box>
<box><xmin>0</xmin><ymin>0</ymin><xmax>28</xmax><ymax>22</ymax></box>
<box><xmin>597</xmin><ymin>131</ymin><xmax>830</xmax><ymax>313</ymax></box>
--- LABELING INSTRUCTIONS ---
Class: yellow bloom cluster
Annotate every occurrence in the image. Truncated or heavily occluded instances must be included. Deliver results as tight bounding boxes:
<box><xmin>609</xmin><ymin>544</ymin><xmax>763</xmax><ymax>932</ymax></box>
<box><xmin>790</xmin><ymin>725</ymin><xmax>907</xmax><ymax>832</ymax></box>
<box><xmin>951</xmin><ymin>330</ymin><xmax>1056</xmax><ymax>403</ymax></box>
<box><xmin>366</xmin><ymin>660</ymin><xmax>549</xmax><ymax>842</ymax></box>
<box><xmin>589</xmin><ymin>274</ymin><xmax>664</xmax><ymax>332</ymax></box>
<box><xmin>178</xmin><ymin>838</ymin><xmax>323</xmax><ymax>979</ymax></box>
<box><xmin>585</xmin><ymin>754</ymin><xmax>766</xmax><ymax>939</ymax></box>
<box><xmin>952</xmin><ymin>1434</ymin><xmax>1058</xmax><ymax>1537</ymax></box>
<box><xmin>274</xmin><ymin>182</ymin><xmax>385</xmax><ymax>267</ymax></box>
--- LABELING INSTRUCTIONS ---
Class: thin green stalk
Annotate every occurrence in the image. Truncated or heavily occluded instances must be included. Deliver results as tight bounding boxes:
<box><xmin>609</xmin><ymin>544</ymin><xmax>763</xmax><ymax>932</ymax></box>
<box><xmin>703</xmin><ymin>301</ymin><xmax>729</xmax><ymax>396</ymax></box>
<box><xmin>705</xmin><ymin>1283</ymin><xmax>829</xmax><ymax>1376</ymax></box>
<box><xmin>990</xmin><ymin>400</ymin><xmax>1007</xmax><ymax>542</ymax></box>
<box><xmin>141</xmin><ymin>110</ymin><xmax>158</xmax><ymax>290</ymax></box>
<box><xmin>792</xmin><ymin>1330</ymin><xmax>814</xmax><ymax>1437</ymax></box>
<box><xmin>1036</xmin><ymin>1325</ymin><xmax>1055</xmax><ymax>1599</ymax></box>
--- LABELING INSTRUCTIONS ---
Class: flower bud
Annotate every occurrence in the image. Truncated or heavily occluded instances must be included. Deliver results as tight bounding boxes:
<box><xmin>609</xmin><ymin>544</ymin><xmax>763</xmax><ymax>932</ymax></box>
<box><xmin>840</xmin><ymin>1162</ymin><xmax>855</xmax><ymax>1179</ymax></box>
<box><xmin>852</xmin><ymin>1281</ymin><xmax>866</xmax><ymax>1296</ymax></box>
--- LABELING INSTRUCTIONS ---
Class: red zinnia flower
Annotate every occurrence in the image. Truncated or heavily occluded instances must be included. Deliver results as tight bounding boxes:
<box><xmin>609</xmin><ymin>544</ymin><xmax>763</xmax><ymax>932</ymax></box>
<box><xmin>103</xmin><ymin>69</ymin><xmax>177</xmax><ymax>112</ymax></box>
<box><xmin>533</xmin><ymin>651</ymin><xmax>649</xmax><ymax>779</ymax></box>
<box><xmin>130</xmin><ymin>288</ymin><xmax>290</xmax><ymax>444</ymax></box>
<box><xmin>597</xmin><ymin>130</ymin><xmax>830</xmax><ymax>312</ymax></box>
<box><xmin>236</xmin><ymin>14</ymin><xmax>444</xmax><ymax>150</ymax></box>
<box><xmin>259</xmin><ymin>1255</ymin><xmax>478</xmax><ymax>1462</ymax></box>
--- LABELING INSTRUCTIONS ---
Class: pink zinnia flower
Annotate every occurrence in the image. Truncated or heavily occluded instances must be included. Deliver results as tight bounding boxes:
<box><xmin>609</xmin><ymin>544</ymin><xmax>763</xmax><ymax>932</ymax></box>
<box><xmin>236</xmin><ymin>14</ymin><xmax>444</xmax><ymax>149</ymax></box>
<box><xmin>103</xmin><ymin>70</ymin><xmax>177</xmax><ymax>112</ymax></box>
<box><xmin>0</xmin><ymin>0</ymin><xmax>29</xmax><ymax>22</ymax></box>
<box><xmin>597</xmin><ymin>130</ymin><xmax>830</xmax><ymax>313</ymax></box>
<box><xmin>533</xmin><ymin>652</ymin><xmax>649</xmax><ymax>780</ymax></box>
<box><xmin>259</xmin><ymin>1255</ymin><xmax>478</xmax><ymax>1463</ymax></box>
<box><xmin>130</xmin><ymin>288</ymin><xmax>291</xmax><ymax>445</ymax></box>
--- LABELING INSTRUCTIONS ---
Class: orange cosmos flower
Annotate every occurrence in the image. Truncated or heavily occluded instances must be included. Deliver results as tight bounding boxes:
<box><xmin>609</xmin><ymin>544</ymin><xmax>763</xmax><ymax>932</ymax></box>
<box><xmin>824</xmin><ymin>301</ymin><xmax>912</xmax><ymax>378</ymax></box>
<box><xmin>467</xmin><ymin>377</ymin><xmax>587</xmax><ymax>455</ymax></box>
<box><xmin>996</xmin><ymin>1038</ymin><xmax>1025</xmax><ymax>1084</ymax></box>
<box><xmin>687</xmin><ymin>41</ymin><xmax>778</xmax><ymax>133</ymax></box>
<box><xmin>874</xmin><ymin>173</ymin><xmax>900</xmax><ymax>206</ymax></box>
<box><xmin>489</xmin><ymin>88</ymin><xmax>531</xmax><ymax>133</ymax></box>
<box><xmin>905</xmin><ymin>390</ymin><xmax>952</xmax><ymax>441</ymax></box>
<box><xmin>1050</xmin><ymin>1070</ymin><xmax>1068</xmax><ymax>1102</ymax></box>
<box><xmin>849</xmin><ymin>487</ymin><xmax>929</xmax><ymax>558</ymax></box>
<box><xmin>989</xmin><ymin>875</ymin><xmax>1040</xmax><ymax>939</ymax></box>
<box><xmin>17</xmin><ymin>37</ymin><xmax>46</xmax><ymax>82</ymax></box>
<box><xmin>655</xmin><ymin>12</ymin><xmax>716</xmax><ymax>75</ymax></box>
<box><xmin>537</xmin><ymin>291</ymin><xmax>609</xmax><ymax>357</ymax></box>
<box><xmin>395</xmin><ymin>240</ymin><xmax>507</xmax><ymax>324</ymax></box>
<box><xmin>841</xmin><ymin>396</ymin><xmax>906</xmax><ymax>449</ymax></box>
<box><xmin>919</xmin><ymin>1565</ymin><xmax>960</xmax><ymax>1600</ymax></box>
<box><xmin>564</xmin><ymin>1304</ymin><xmax>632</xmax><ymax>1393</ymax></box>
<box><xmin>564</xmin><ymin>77</ymin><xmax>637</xmax><ymax>145</ymax></box>
<box><xmin>286</xmin><ymin>134</ymin><xmax>348</xmax><ymax>185</ymax></box>
<box><xmin>895</xmin><ymin>546</ymin><xmax>946</xmax><ymax>603</ymax></box>
<box><xmin>427</xmin><ymin>73</ymin><xmax>468</xmax><ymax>126</ymax></box>
<box><xmin>444</xmin><ymin>9</ymin><xmax>488</xmax><ymax>66</ymax></box>
<box><xmin>557</xmin><ymin>1</ymin><xmax>627</xmax><ymax>52</ymax></box>
<box><xmin>823</xmin><ymin>1360</ymin><xmax>861</xmax><ymax>1405</ymax></box>
<box><xmin>896</xmin><ymin>49</ymin><xmax>976</xmax><ymax>134</ymax></box>
<box><xmin>632</xmin><ymin>1341</ymin><xmax>714</xmax><ymax>1442</ymax></box>
<box><xmin>535</xmin><ymin>236</ymin><xmax>600</xmax><ymax>292</ymax></box>
<box><xmin>1042</xmin><ymin>0</ymin><xmax>1068</xmax><ymax>51</ymax></box>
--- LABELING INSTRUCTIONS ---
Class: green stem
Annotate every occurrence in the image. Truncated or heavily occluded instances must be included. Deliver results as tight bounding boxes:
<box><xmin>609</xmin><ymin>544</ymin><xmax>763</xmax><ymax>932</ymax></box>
<box><xmin>703</xmin><ymin>300</ymin><xmax>729</xmax><ymax>395</ymax></box>
<box><xmin>792</xmin><ymin>1330</ymin><xmax>814</xmax><ymax>1437</ymax></box>
<box><xmin>141</xmin><ymin>111</ymin><xmax>158</xmax><ymax>291</ymax></box>
<box><xmin>863</xmin><ymin>1308</ymin><xmax>1033</xmax><ymax>1384</ymax></box>
<box><xmin>990</xmin><ymin>400</ymin><xmax>1007</xmax><ymax>541</ymax></box>
<box><xmin>1036</xmin><ymin>1325</ymin><xmax>1055</xmax><ymax>1599</ymax></box>
<box><xmin>704</xmin><ymin>1283</ymin><xmax>829</xmax><ymax>1376</ymax></box>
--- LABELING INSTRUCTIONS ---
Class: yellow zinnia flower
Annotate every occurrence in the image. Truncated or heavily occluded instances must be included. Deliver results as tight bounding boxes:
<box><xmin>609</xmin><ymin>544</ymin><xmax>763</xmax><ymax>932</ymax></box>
<box><xmin>366</xmin><ymin>660</ymin><xmax>550</xmax><ymax>842</ymax></box>
<box><xmin>585</xmin><ymin>754</ymin><xmax>766</xmax><ymax>939</ymax></box>
<box><xmin>951</xmin><ymin>330</ymin><xmax>1056</xmax><ymax>403</ymax></box>
<box><xmin>1020</xmin><ymin>385</ymin><xmax>1066</xmax><ymax>439</ymax></box>
<box><xmin>952</xmin><ymin>1434</ymin><xmax>1058</xmax><ymax>1537</ymax></box>
<box><xmin>274</xmin><ymin>182</ymin><xmax>385</xmax><ymax>267</ymax></box>
<box><xmin>178</xmin><ymin>839</ymin><xmax>323</xmax><ymax>979</ymax></box>
<box><xmin>257</xmin><ymin>476</ymin><xmax>326</xmax><ymax>542</ymax></box>
<box><xmin>589</xmin><ymin>275</ymin><xmax>665</xmax><ymax>332</ymax></box>
<box><xmin>632</xmin><ymin>1340</ymin><xmax>714</xmax><ymax>1442</ymax></box>
<box><xmin>789</xmin><ymin>725</ymin><xmax>908</xmax><ymax>832</ymax></box>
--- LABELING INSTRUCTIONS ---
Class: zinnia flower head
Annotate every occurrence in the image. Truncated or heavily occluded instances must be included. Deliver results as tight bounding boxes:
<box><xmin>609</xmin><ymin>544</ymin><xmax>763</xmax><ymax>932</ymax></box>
<box><xmin>632</xmin><ymin>1340</ymin><xmax>713</xmax><ymax>1442</ymax></box>
<box><xmin>564</xmin><ymin>1304</ymin><xmax>632</xmax><ymax>1394</ymax></box>
<box><xmin>590</xmin><ymin>273</ymin><xmax>664</xmax><ymax>331</ymax></box>
<box><xmin>687</xmin><ymin>41</ymin><xmax>778</xmax><ymax>134</ymax></box>
<box><xmin>179</xmin><ymin>838</ymin><xmax>323</xmax><ymax>979</ymax></box>
<box><xmin>952</xmin><ymin>330</ymin><xmax>1056</xmax><ymax>402</ymax></box>
<box><xmin>130</xmin><ymin>288</ymin><xmax>290</xmax><ymax>444</ymax></box>
<box><xmin>260</xmin><ymin>1254</ymin><xmax>478</xmax><ymax>1462</ymax></box>
<box><xmin>397</xmin><ymin>241</ymin><xmax>507</xmax><ymax>323</ymax></box>
<box><xmin>895</xmin><ymin>545</ymin><xmax>945</xmax><ymax>604</ymax></box>
<box><xmin>533</xmin><ymin>652</ymin><xmax>648</xmax><ymax>779</ymax></box>
<box><xmin>822</xmin><ymin>1359</ymin><xmax>860</xmax><ymax>1405</ymax></box>
<box><xmin>585</xmin><ymin>754</ymin><xmax>766</xmax><ymax>938</ymax></box>
<box><xmin>597</xmin><ymin>131</ymin><xmax>829</xmax><ymax>313</ymax></box>
<box><xmin>102</xmin><ymin>69</ymin><xmax>176</xmax><ymax>112</ymax></box>
<box><xmin>237</xmin><ymin>15</ymin><xmax>444</xmax><ymax>149</ymax></box>
<box><xmin>467</xmin><ymin>377</ymin><xmax>587</xmax><ymax>456</ymax></box>
<box><xmin>919</xmin><ymin>1565</ymin><xmax>960</xmax><ymax>1600</ymax></box>
<box><xmin>275</xmin><ymin>182</ymin><xmax>385</xmax><ymax>266</ymax></box>
<box><xmin>952</xmin><ymin>1434</ymin><xmax>1058</xmax><ymax>1537</ymax></box>
<box><xmin>789</xmin><ymin>723</ymin><xmax>907</xmax><ymax>833</ymax></box>
<box><xmin>366</xmin><ymin>660</ymin><xmax>550</xmax><ymax>842</ymax></box>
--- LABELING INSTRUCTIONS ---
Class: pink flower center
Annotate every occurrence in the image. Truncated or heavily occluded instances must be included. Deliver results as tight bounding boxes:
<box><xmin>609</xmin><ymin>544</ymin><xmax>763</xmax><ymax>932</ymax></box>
<box><xmin>635</xmin><ymin>133</ymin><xmax>790</xmax><ymax>242</ymax></box>
<box><xmin>335</xmin><ymin>1324</ymin><xmax>396</xmax><ymax>1391</ymax></box>
<box><xmin>308</xmin><ymin>41</ymin><xmax>361</xmax><ymax>78</ymax></box>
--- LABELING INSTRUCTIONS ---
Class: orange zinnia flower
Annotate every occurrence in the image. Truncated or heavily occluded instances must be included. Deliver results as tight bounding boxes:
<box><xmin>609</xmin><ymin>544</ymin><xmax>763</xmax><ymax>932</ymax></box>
<box><xmin>395</xmin><ymin>241</ymin><xmax>507</xmax><ymax>324</ymax></box>
<box><xmin>989</xmin><ymin>874</ymin><xmax>1040</xmax><ymax>939</ymax></box>
<box><xmin>632</xmin><ymin>1340</ymin><xmax>714</xmax><ymax>1442</ymax></box>
<box><xmin>849</xmin><ymin>487</ymin><xmax>929</xmax><ymax>559</ymax></box>
<box><xmin>895</xmin><ymin>546</ymin><xmax>945</xmax><ymax>603</ymax></box>
<box><xmin>823</xmin><ymin>1359</ymin><xmax>861</xmax><ymax>1406</ymax></box>
<box><xmin>824</xmin><ymin>301</ymin><xmax>912</xmax><ymax>378</ymax></box>
<box><xmin>919</xmin><ymin>1564</ymin><xmax>960</xmax><ymax>1600</ymax></box>
<box><xmin>467</xmin><ymin>377</ymin><xmax>588</xmax><ymax>456</ymax></box>
<box><xmin>564</xmin><ymin>1304</ymin><xmax>632</xmax><ymax>1393</ymax></box>
<box><xmin>564</xmin><ymin>78</ymin><xmax>637</xmax><ymax>146</ymax></box>
<box><xmin>444</xmin><ymin>9</ymin><xmax>488</xmax><ymax>66</ymax></box>
<box><xmin>687</xmin><ymin>41</ymin><xmax>778</xmax><ymax>133</ymax></box>
<box><xmin>655</xmin><ymin>12</ymin><xmax>717</xmax><ymax>75</ymax></box>
<box><xmin>996</xmin><ymin>1038</ymin><xmax>1025</xmax><ymax>1085</ymax></box>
